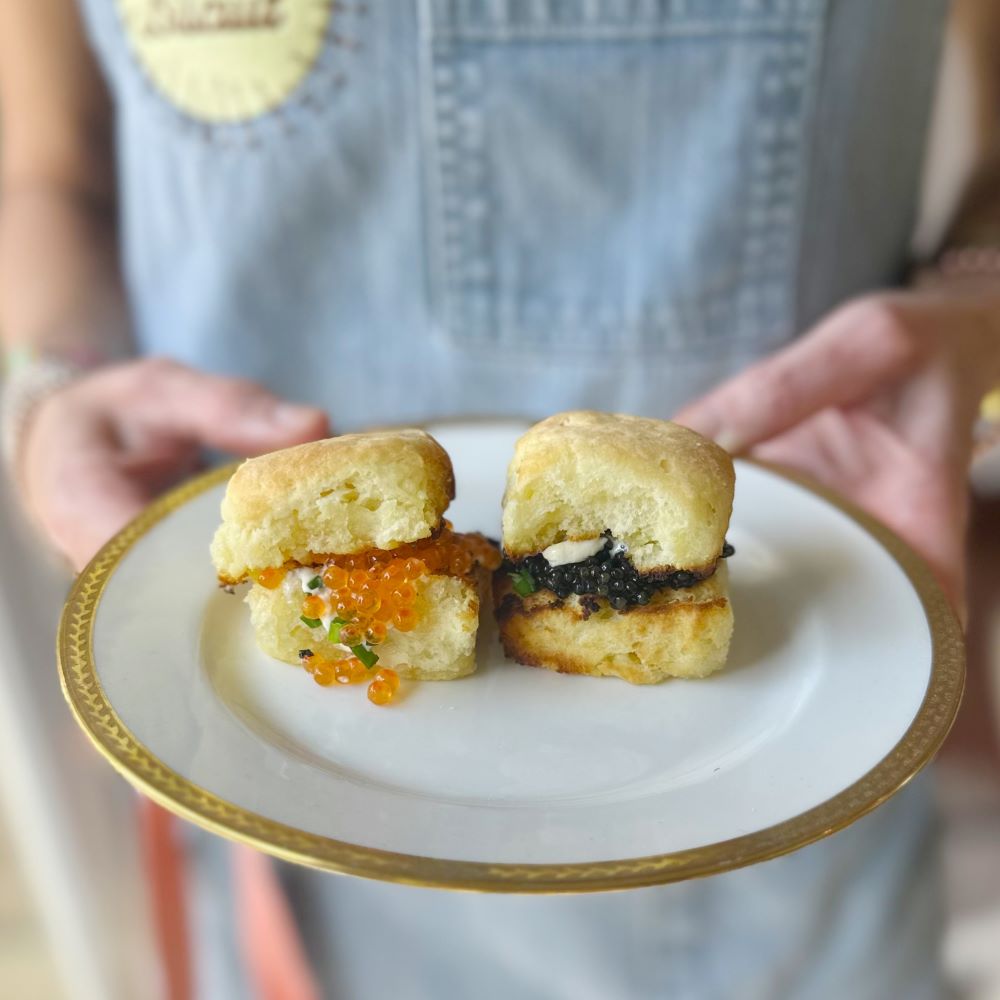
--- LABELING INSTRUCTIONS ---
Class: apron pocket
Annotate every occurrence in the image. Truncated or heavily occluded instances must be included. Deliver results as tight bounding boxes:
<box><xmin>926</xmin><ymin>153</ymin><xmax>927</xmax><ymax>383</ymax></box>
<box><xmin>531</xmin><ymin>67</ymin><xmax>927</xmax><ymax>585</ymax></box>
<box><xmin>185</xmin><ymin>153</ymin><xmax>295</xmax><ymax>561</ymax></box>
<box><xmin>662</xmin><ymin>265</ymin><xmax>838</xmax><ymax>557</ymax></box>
<box><xmin>419</xmin><ymin>0</ymin><xmax>826</xmax><ymax>358</ymax></box>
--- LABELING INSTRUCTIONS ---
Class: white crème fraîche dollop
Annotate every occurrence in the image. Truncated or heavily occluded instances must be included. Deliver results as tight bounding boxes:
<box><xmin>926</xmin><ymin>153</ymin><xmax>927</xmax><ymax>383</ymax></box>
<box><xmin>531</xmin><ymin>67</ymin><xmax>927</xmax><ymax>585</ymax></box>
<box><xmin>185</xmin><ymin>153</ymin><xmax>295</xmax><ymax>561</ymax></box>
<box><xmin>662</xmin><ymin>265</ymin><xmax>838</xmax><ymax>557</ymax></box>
<box><xmin>281</xmin><ymin>566</ymin><xmax>350</xmax><ymax>650</ymax></box>
<box><xmin>541</xmin><ymin>536</ymin><xmax>627</xmax><ymax>567</ymax></box>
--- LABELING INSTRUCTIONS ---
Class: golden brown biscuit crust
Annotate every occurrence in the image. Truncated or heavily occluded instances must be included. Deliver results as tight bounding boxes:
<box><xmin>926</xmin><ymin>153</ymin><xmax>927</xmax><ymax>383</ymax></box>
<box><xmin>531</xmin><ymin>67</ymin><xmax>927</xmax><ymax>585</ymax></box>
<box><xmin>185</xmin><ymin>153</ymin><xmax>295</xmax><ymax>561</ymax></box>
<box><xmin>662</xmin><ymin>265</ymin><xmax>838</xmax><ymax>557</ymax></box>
<box><xmin>211</xmin><ymin>429</ymin><xmax>455</xmax><ymax>582</ymax></box>
<box><xmin>494</xmin><ymin>563</ymin><xmax>733</xmax><ymax>684</ymax></box>
<box><xmin>501</xmin><ymin>411</ymin><xmax>734</xmax><ymax>574</ymax></box>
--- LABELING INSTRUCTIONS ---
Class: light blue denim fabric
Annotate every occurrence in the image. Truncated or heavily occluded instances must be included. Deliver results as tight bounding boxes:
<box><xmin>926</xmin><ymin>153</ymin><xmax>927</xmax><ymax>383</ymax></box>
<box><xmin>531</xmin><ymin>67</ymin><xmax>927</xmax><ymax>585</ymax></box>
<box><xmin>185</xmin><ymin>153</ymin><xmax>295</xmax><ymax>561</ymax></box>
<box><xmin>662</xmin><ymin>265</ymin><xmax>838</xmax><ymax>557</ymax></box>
<box><xmin>279</xmin><ymin>772</ymin><xmax>946</xmax><ymax>1000</ymax></box>
<box><xmin>79</xmin><ymin>0</ymin><xmax>947</xmax><ymax>428</ymax></box>
<box><xmin>76</xmin><ymin>1</ymin><xmax>952</xmax><ymax>997</ymax></box>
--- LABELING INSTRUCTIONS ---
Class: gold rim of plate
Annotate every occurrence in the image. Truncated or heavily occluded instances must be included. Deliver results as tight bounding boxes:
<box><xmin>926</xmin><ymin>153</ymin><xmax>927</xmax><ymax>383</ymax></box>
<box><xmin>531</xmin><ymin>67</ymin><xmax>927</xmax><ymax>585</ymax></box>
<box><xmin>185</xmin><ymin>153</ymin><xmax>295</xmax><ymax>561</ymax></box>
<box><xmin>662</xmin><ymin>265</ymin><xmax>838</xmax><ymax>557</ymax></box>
<box><xmin>57</xmin><ymin>456</ymin><xmax>965</xmax><ymax>893</ymax></box>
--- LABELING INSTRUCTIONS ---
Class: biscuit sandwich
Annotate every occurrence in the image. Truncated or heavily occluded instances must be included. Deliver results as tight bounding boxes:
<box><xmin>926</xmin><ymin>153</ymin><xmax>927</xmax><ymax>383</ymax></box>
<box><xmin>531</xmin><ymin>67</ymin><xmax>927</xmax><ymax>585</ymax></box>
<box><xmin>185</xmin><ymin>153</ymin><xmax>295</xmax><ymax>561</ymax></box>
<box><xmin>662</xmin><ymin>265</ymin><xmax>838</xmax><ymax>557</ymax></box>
<box><xmin>211</xmin><ymin>429</ymin><xmax>500</xmax><ymax>685</ymax></box>
<box><xmin>495</xmin><ymin>411</ymin><xmax>734</xmax><ymax>684</ymax></box>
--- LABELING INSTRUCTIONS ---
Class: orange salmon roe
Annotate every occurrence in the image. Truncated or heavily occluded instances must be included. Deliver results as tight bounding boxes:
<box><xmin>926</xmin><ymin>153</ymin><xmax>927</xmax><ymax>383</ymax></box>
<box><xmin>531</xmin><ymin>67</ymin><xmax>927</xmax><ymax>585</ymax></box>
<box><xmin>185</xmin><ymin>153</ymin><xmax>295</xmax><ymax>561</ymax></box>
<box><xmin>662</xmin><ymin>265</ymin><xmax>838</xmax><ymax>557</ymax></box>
<box><xmin>401</xmin><ymin>558</ymin><xmax>427</xmax><ymax>581</ymax></box>
<box><xmin>392</xmin><ymin>606</ymin><xmax>417</xmax><ymax>632</ymax></box>
<box><xmin>302</xmin><ymin>594</ymin><xmax>326</xmax><ymax>619</ymax></box>
<box><xmin>256</xmin><ymin>566</ymin><xmax>287</xmax><ymax>589</ymax></box>
<box><xmin>311</xmin><ymin>661</ymin><xmax>336</xmax><ymax>687</ymax></box>
<box><xmin>323</xmin><ymin>564</ymin><xmax>349</xmax><ymax>590</ymax></box>
<box><xmin>367</xmin><ymin>678</ymin><xmax>394</xmax><ymax>706</ymax></box>
<box><xmin>373</xmin><ymin>667</ymin><xmax>400</xmax><ymax>693</ymax></box>
<box><xmin>390</xmin><ymin>582</ymin><xmax>416</xmax><ymax>606</ymax></box>
<box><xmin>372</xmin><ymin>599</ymin><xmax>396</xmax><ymax>623</ymax></box>
<box><xmin>338</xmin><ymin>622</ymin><xmax>365</xmax><ymax>646</ymax></box>
<box><xmin>366</xmin><ymin>621</ymin><xmax>388</xmax><ymax>645</ymax></box>
<box><xmin>355</xmin><ymin>590</ymin><xmax>381</xmax><ymax>615</ymax></box>
<box><xmin>298</xmin><ymin>529</ymin><xmax>500</xmax><ymax>691</ymax></box>
<box><xmin>335</xmin><ymin>658</ymin><xmax>367</xmax><ymax>685</ymax></box>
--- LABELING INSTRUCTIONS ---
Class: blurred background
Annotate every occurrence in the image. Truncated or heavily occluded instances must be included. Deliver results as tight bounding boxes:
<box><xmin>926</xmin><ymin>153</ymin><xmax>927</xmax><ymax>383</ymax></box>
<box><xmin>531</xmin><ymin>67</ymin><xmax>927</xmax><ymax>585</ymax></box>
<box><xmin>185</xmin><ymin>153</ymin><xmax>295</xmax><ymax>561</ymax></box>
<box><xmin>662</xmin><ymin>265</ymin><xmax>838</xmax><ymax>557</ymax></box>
<box><xmin>1</xmin><ymin>0</ymin><xmax>1000</xmax><ymax>998</ymax></box>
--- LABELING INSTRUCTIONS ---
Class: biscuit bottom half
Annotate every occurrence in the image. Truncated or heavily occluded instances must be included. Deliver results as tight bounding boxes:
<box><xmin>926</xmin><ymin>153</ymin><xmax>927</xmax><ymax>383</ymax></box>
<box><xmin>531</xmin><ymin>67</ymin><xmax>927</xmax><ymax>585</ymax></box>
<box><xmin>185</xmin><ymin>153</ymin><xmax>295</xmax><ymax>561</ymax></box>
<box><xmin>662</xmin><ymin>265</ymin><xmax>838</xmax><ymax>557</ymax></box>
<box><xmin>246</xmin><ymin>573</ymin><xmax>482</xmax><ymax>681</ymax></box>
<box><xmin>494</xmin><ymin>563</ymin><xmax>733</xmax><ymax>685</ymax></box>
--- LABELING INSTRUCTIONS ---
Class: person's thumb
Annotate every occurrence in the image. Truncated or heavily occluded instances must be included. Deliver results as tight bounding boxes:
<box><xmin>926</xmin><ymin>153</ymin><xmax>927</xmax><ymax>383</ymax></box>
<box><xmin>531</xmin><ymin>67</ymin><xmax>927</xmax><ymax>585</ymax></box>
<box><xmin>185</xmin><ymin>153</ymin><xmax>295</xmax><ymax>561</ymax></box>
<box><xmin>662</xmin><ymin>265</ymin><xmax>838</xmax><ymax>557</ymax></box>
<box><xmin>123</xmin><ymin>359</ymin><xmax>330</xmax><ymax>454</ymax></box>
<box><xmin>673</xmin><ymin>296</ymin><xmax>917</xmax><ymax>452</ymax></box>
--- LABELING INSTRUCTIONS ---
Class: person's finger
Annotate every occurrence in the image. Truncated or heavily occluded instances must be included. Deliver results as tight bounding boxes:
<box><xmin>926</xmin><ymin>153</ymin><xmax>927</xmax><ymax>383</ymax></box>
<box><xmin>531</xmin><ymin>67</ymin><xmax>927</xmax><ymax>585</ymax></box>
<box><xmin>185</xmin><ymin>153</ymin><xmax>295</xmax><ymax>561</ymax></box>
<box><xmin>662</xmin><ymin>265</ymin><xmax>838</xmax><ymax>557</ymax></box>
<box><xmin>43</xmin><ymin>459</ymin><xmax>152</xmax><ymax>571</ymax></box>
<box><xmin>750</xmin><ymin>411</ymin><xmax>968</xmax><ymax>614</ymax></box>
<box><xmin>116</xmin><ymin>436</ymin><xmax>205</xmax><ymax>495</ymax></box>
<box><xmin>109</xmin><ymin>358</ymin><xmax>330</xmax><ymax>454</ymax></box>
<box><xmin>673</xmin><ymin>297</ymin><xmax>919</xmax><ymax>452</ymax></box>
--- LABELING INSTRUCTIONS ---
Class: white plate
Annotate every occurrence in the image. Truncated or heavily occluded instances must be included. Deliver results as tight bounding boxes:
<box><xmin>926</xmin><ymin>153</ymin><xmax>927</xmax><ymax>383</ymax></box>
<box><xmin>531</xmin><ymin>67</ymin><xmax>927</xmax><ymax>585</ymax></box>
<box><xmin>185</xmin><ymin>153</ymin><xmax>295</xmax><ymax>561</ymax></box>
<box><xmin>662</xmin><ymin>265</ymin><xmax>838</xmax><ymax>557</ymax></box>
<box><xmin>59</xmin><ymin>421</ymin><xmax>963</xmax><ymax>892</ymax></box>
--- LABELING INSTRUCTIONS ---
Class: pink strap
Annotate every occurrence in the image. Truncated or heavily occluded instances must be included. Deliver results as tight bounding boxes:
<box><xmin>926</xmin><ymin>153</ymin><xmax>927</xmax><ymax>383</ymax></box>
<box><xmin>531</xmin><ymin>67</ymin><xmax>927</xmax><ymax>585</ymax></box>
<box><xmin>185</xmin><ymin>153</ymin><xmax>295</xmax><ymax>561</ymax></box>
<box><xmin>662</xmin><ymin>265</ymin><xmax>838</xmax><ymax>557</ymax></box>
<box><xmin>139</xmin><ymin>800</ymin><xmax>320</xmax><ymax>1000</ymax></box>
<box><xmin>234</xmin><ymin>845</ymin><xmax>323</xmax><ymax>1000</ymax></box>
<box><xmin>138</xmin><ymin>800</ymin><xmax>193</xmax><ymax>1000</ymax></box>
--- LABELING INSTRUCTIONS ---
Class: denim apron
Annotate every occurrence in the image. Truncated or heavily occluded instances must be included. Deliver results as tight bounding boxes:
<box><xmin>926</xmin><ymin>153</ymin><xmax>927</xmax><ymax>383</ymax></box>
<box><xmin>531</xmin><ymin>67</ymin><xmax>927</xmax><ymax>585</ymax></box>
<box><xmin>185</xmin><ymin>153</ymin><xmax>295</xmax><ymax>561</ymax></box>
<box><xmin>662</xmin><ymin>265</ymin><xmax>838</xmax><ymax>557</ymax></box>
<box><xmin>77</xmin><ymin>1</ymin><xmax>950</xmax><ymax>996</ymax></box>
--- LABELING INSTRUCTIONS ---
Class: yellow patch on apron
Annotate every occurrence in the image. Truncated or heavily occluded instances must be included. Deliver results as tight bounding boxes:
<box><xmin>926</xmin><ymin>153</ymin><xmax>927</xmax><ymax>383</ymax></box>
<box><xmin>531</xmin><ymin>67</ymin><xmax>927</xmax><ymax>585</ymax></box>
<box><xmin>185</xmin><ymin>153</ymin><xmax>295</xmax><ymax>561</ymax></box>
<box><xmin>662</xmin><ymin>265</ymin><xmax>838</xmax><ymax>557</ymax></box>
<box><xmin>118</xmin><ymin>0</ymin><xmax>332</xmax><ymax>123</ymax></box>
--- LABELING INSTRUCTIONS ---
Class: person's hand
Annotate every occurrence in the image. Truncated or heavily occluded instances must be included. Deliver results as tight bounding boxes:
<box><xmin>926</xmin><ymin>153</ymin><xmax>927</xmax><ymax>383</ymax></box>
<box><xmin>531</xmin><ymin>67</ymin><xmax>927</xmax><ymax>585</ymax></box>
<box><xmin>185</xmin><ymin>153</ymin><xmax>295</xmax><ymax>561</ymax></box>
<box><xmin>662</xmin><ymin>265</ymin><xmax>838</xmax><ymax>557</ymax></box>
<box><xmin>675</xmin><ymin>286</ymin><xmax>1000</xmax><ymax>613</ymax></box>
<box><xmin>18</xmin><ymin>357</ymin><xmax>329</xmax><ymax>571</ymax></box>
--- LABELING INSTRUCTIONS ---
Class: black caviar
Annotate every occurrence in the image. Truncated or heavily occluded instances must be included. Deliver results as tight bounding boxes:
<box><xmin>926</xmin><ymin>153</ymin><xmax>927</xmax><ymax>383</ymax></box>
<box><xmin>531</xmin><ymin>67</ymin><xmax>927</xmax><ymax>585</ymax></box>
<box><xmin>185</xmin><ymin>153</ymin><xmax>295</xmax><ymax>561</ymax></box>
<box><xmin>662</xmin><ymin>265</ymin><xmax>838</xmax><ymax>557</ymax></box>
<box><xmin>505</xmin><ymin>533</ymin><xmax>733</xmax><ymax>611</ymax></box>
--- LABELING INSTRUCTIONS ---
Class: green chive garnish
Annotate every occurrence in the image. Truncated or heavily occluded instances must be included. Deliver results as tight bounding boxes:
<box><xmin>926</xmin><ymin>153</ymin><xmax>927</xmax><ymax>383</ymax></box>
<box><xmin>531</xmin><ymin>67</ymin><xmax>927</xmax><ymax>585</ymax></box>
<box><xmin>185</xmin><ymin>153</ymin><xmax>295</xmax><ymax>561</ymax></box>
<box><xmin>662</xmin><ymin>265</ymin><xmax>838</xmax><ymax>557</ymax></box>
<box><xmin>510</xmin><ymin>570</ymin><xmax>537</xmax><ymax>597</ymax></box>
<box><xmin>299</xmin><ymin>615</ymin><xmax>322</xmax><ymax>629</ymax></box>
<box><xmin>306</xmin><ymin>575</ymin><xmax>322</xmax><ymax>590</ymax></box>
<box><xmin>351</xmin><ymin>644</ymin><xmax>379</xmax><ymax>669</ymax></box>
<box><xmin>328</xmin><ymin>617</ymin><xmax>348</xmax><ymax>642</ymax></box>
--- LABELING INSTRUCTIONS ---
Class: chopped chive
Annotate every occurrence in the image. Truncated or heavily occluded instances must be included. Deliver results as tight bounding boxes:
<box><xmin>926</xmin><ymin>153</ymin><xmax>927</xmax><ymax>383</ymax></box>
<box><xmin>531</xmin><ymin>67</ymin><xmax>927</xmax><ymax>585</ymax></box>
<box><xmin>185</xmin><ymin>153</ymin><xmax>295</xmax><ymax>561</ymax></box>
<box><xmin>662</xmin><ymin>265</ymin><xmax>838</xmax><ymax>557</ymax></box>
<box><xmin>299</xmin><ymin>615</ymin><xmax>322</xmax><ymax>629</ymax></box>
<box><xmin>351</xmin><ymin>644</ymin><xmax>379</xmax><ymax>669</ymax></box>
<box><xmin>328</xmin><ymin>616</ymin><xmax>348</xmax><ymax>642</ymax></box>
<box><xmin>306</xmin><ymin>575</ymin><xmax>323</xmax><ymax>590</ymax></box>
<box><xmin>510</xmin><ymin>569</ymin><xmax>537</xmax><ymax>598</ymax></box>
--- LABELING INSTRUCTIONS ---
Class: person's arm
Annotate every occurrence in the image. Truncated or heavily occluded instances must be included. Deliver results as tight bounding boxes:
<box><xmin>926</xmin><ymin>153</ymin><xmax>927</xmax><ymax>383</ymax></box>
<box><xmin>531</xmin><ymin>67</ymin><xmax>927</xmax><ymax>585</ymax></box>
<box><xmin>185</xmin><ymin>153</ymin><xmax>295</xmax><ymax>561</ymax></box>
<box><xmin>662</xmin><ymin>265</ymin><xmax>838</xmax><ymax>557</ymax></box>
<box><xmin>0</xmin><ymin>1</ymin><xmax>329</xmax><ymax>569</ymax></box>
<box><xmin>0</xmin><ymin>0</ymin><xmax>129</xmax><ymax>362</ymax></box>
<box><xmin>938</xmin><ymin>0</ymin><xmax>1000</xmax><ymax>250</ymax></box>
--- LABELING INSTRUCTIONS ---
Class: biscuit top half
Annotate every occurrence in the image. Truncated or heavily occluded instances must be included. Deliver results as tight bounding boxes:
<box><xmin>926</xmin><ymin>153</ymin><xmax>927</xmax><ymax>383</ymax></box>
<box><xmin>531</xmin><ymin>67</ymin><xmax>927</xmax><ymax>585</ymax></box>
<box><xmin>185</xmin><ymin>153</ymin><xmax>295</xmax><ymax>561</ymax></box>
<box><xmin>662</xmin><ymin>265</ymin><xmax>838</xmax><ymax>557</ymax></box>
<box><xmin>501</xmin><ymin>411</ymin><xmax>734</xmax><ymax>574</ymax></box>
<box><xmin>211</xmin><ymin>429</ymin><xmax>454</xmax><ymax>583</ymax></box>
